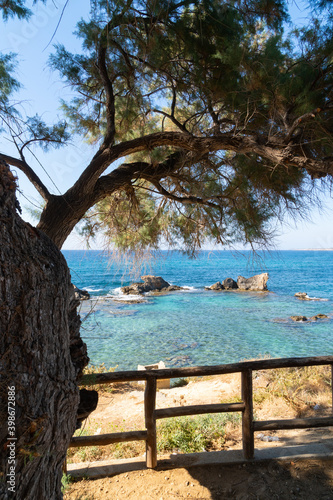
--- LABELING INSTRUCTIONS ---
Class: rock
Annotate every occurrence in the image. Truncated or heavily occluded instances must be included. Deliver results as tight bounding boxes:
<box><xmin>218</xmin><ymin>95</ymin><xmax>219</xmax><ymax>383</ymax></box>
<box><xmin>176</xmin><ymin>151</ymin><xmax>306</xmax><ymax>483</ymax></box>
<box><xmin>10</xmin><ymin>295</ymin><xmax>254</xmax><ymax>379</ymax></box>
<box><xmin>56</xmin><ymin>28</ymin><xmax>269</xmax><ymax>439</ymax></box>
<box><xmin>222</xmin><ymin>278</ymin><xmax>238</xmax><ymax>290</ymax></box>
<box><xmin>310</xmin><ymin>314</ymin><xmax>329</xmax><ymax>320</ymax></box>
<box><xmin>295</xmin><ymin>292</ymin><xmax>311</xmax><ymax>300</ymax></box>
<box><xmin>121</xmin><ymin>283</ymin><xmax>147</xmax><ymax>295</ymax></box>
<box><xmin>206</xmin><ymin>281</ymin><xmax>224</xmax><ymax>291</ymax></box>
<box><xmin>290</xmin><ymin>315</ymin><xmax>308</xmax><ymax>322</ymax></box>
<box><xmin>121</xmin><ymin>275</ymin><xmax>180</xmax><ymax>295</ymax></box>
<box><xmin>164</xmin><ymin>285</ymin><xmax>183</xmax><ymax>292</ymax></box>
<box><xmin>237</xmin><ymin>273</ymin><xmax>269</xmax><ymax>291</ymax></box>
<box><xmin>295</xmin><ymin>292</ymin><xmax>325</xmax><ymax>301</ymax></box>
<box><xmin>73</xmin><ymin>284</ymin><xmax>90</xmax><ymax>300</ymax></box>
<box><xmin>141</xmin><ymin>275</ymin><xmax>170</xmax><ymax>290</ymax></box>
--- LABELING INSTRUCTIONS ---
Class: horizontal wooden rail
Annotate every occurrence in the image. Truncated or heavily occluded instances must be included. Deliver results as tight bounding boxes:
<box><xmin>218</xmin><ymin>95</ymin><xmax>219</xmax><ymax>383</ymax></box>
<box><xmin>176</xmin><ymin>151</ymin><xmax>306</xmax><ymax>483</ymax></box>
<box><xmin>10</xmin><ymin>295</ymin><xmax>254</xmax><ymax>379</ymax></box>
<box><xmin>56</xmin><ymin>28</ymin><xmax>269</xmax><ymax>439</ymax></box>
<box><xmin>70</xmin><ymin>430</ymin><xmax>148</xmax><ymax>448</ymax></box>
<box><xmin>70</xmin><ymin>355</ymin><xmax>333</xmax><ymax>471</ymax></box>
<box><xmin>254</xmin><ymin>416</ymin><xmax>333</xmax><ymax>432</ymax></box>
<box><xmin>155</xmin><ymin>402</ymin><xmax>245</xmax><ymax>419</ymax></box>
<box><xmin>79</xmin><ymin>356</ymin><xmax>333</xmax><ymax>386</ymax></box>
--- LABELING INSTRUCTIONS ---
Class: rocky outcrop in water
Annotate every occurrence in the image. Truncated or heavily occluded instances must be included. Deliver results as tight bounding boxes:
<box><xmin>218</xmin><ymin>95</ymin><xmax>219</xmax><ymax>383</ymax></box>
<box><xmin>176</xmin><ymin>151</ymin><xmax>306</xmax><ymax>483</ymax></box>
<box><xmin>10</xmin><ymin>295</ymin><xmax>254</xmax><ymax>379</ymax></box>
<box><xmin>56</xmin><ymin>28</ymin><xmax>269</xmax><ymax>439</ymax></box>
<box><xmin>206</xmin><ymin>281</ymin><xmax>224</xmax><ymax>290</ymax></box>
<box><xmin>290</xmin><ymin>314</ymin><xmax>329</xmax><ymax>322</ymax></box>
<box><xmin>291</xmin><ymin>315</ymin><xmax>308</xmax><ymax>322</ymax></box>
<box><xmin>237</xmin><ymin>273</ymin><xmax>269</xmax><ymax>291</ymax></box>
<box><xmin>294</xmin><ymin>292</ymin><xmax>325</xmax><ymax>301</ymax></box>
<box><xmin>121</xmin><ymin>275</ymin><xmax>183</xmax><ymax>295</ymax></box>
<box><xmin>206</xmin><ymin>273</ymin><xmax>269</xmax><ymax>292</ymax></box>
<box><xmin>222</xmin><ymin>278</ymin><xmax>238</xmax><ymax>290</ymax></box>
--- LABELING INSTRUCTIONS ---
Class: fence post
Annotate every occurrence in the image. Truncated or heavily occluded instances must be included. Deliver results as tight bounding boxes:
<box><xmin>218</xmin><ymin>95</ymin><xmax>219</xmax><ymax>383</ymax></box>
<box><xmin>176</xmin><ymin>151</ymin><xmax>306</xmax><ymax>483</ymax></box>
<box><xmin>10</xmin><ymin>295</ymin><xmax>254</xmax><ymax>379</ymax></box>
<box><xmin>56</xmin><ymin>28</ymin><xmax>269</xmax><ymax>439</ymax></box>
<box><xmin>241</xmin><ymin>369</ymin><xmax>254</xmax><ymax>459</ymax></box>
<box><xmin>144</xmin><ymin>375</ymin><xmax>157</xmax><ymax>468</ymax></box>
<box><xmin>331</xmin><ymin>364</ymin><xmax>333</xmax><ymax>415</ymax></box>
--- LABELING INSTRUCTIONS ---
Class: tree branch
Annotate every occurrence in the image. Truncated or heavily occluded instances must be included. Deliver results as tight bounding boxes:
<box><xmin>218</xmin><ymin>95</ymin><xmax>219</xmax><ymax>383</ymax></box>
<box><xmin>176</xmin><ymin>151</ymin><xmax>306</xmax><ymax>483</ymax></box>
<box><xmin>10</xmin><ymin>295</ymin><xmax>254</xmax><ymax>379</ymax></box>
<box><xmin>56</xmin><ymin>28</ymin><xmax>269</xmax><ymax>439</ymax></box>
<box><xmin>97</xmin><ymin>40</ymin><xmax>116</xmax><ymax>147</ymax></box>
<box><xmin>152</xmin><ymin>108</ymin><xmax>190</xmax><ymax>134</ymax></box>
<box><xmin>284</xmin><ymin>106</ymin><xmax>330</xmax><ymax>144</ymax></box>
<box><xmin>68</xmin><ymin>129</ymin><xmax>333</xmax><ymax>200</ymax></box>
<box><xmin>0</xmin><ymin>153</ymin><xmax>52</xmax><ymax>201</ymax></box>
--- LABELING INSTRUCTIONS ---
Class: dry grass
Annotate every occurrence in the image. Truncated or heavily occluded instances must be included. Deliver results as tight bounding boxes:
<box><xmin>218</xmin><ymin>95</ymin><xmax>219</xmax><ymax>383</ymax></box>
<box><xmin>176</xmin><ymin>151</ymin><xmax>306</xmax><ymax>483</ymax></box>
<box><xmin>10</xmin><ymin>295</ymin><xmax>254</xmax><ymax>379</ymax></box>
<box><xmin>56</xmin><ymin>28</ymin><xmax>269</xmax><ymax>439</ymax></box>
<box><xmin>253</xmin><ymin>365</ymin><xmax>332</xmax><ymax>418</ymax></box>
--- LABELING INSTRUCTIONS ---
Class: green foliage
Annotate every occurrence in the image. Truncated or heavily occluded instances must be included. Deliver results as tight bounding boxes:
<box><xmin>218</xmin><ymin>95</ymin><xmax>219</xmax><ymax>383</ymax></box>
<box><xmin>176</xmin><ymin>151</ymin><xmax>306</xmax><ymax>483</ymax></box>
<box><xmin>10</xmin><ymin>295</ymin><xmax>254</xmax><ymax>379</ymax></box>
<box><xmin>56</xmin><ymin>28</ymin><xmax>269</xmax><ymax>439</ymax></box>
<box><xmin>0</xmin><ymin>0</ymin><xmax>33</xmax><ymax>20</ymax></box>
<box><xmin>25</xmin><ymin>115</ymin><xmax>70</xmax><ymax>151</ymax></box>
<box><xmin>55</xmin><ymin>0</ymin><xmax>332</xmax><ymax>252</ymax></box>
<box><xmin>0</xmin><ymin>54</ymin><xmax>20</xmax><ymax>131</ymax></box>
<box><xmin>3</xmin><ymin>0</ymin><xmax>333</xmax><ymax>252</ymax></box>
<box><xmin>61</xmin><ymin>473</ymin><xmax>73</xmax><ymax>493</ymax></box>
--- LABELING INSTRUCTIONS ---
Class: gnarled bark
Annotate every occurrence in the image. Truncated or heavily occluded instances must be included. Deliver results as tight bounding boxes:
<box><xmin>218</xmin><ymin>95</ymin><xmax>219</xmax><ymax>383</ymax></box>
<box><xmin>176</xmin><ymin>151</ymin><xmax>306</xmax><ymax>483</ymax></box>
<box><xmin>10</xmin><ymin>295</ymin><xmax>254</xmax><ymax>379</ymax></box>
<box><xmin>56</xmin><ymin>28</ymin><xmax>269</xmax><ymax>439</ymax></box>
<box><xmin>0</xmin><ymin>161</ymin><xmax>88</xmax><ymax>499</ymax></box>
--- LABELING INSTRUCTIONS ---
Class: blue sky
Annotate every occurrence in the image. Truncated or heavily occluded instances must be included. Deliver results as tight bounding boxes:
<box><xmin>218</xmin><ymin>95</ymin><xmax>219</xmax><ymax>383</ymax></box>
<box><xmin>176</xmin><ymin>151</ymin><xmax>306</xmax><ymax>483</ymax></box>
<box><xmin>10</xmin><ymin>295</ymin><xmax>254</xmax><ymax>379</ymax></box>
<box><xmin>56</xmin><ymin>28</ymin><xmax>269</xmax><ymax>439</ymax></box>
<box><xmin>1</xmin><ymin>0</ymin><xmax>333</xmax><ymax>250</ymax></box>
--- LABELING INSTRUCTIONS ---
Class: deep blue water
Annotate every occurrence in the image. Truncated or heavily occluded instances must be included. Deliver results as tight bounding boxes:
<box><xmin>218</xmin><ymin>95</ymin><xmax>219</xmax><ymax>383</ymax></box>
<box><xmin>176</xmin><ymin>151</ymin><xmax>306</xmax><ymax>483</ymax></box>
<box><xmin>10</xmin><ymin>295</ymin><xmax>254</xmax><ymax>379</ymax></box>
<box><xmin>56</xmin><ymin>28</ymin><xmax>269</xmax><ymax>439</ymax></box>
<box><xmin>63</xmin><ymin>250</ymin><xmax>333</xmax><ymax>371</ymax></box>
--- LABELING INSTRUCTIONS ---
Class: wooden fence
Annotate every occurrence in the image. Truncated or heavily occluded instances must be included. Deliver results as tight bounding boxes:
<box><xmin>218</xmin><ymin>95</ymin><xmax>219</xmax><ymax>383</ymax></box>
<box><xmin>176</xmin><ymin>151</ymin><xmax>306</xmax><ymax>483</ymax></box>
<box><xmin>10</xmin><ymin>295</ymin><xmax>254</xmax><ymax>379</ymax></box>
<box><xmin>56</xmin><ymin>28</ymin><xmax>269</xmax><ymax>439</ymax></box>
<box><xmin>69</xmin><ymin>355</ymin><xmax>333</xmax><ymax>469</ymax></box>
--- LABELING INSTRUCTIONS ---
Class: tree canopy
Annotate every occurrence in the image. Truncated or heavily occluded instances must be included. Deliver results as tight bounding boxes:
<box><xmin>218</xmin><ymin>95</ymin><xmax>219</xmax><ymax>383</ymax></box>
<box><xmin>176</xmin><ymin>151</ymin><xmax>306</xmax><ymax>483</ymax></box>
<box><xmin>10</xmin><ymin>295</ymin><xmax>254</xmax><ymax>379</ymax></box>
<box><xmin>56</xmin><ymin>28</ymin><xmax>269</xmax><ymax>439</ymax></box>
<box><xmin>1</xmin><ymin>0</ymin><xmax>333</xmax><ymax>252</ymax></box>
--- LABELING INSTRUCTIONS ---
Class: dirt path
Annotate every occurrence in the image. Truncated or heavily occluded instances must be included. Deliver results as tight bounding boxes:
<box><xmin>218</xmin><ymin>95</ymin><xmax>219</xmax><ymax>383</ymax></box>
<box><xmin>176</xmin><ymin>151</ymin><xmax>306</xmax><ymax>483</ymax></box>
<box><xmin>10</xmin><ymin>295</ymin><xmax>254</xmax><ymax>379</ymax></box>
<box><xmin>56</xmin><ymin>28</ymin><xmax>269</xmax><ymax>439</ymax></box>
<box><xmin>64</xmin><ymin>372</ymin><xmax>333</xmax><ymax>499</ymax></box>
<box><xmin>64</xmin><ymin>458</ymin><xmax>333</xmax><ymax>499</ymax></box>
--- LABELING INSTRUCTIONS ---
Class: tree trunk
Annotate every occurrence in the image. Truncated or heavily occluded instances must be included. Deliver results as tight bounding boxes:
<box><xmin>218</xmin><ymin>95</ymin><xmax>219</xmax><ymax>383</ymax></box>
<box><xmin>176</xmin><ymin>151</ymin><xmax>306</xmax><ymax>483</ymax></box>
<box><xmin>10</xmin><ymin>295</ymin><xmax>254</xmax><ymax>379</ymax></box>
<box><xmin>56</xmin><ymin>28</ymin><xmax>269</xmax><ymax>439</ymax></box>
<box><xmin>0</xmin><ymin>161</ymin><xmax>88</xmax><ymax>499</ymax></box>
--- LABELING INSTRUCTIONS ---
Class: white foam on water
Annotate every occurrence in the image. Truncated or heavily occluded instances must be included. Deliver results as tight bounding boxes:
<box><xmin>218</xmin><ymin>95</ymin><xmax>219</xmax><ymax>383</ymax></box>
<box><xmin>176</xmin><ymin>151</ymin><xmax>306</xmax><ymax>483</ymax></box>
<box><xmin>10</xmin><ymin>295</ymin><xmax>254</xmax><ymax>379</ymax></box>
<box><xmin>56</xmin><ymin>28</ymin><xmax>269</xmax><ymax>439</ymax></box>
<box><xmin>83</xmin><ymin>287</ymin><xmax>104</xmax><ymax>292</ymax></box>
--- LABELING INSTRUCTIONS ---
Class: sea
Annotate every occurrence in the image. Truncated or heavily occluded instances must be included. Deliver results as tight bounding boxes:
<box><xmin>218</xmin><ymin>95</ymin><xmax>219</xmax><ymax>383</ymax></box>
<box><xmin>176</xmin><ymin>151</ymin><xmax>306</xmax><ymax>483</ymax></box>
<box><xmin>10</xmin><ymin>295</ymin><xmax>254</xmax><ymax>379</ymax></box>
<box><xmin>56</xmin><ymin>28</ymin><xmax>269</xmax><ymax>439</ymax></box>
<box><xmin>63</xmin><ymin>250</ymin><xmax>333</xmax><ymax>372</ymax></box>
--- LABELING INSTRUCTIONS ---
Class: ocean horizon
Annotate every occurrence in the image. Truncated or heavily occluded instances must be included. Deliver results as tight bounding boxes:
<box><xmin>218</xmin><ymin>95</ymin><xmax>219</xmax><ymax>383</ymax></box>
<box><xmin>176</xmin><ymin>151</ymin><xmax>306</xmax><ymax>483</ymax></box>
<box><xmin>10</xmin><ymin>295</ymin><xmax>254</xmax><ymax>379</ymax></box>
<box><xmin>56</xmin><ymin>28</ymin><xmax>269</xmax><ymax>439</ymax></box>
<box><xmin>63</xmin><ymin>250</ymin><xmax>333</xmax><ymax>371</ymax></box>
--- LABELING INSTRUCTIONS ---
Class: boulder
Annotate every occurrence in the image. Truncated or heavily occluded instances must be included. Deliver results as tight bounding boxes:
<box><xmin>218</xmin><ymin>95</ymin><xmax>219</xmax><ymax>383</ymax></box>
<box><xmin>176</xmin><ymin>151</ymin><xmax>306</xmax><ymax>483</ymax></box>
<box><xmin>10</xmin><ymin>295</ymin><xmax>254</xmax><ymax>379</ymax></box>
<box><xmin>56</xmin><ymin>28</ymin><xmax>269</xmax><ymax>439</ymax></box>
<box><xmin>222</xmin><ymin>278</ymin><xmax>238</xmax><ymax>290</ymax></box>
<box><xmin>237</xmin><ymin>273</ymin><xmax>269</xmax><ymax>291</ymax></box>
<box><xmin>73</xmin><ymin>284</ymin><xmax>90</xmax><ymax>300</ymax></box>
<box><xmin>291</xmin><ymin>315</ymin><xmax>308</xmax><ymax>322</ymax></box>
<box><xmin>141</xmin><ymin>275</ymin><xmax>170</xmax><ymax>290</ymax></box>
<box><xmin>121</xmin><ymin>275</ymin><xmax>175</xmax><ymax>295</ymax></box>
<box><xmin>206</xmin><ymin>281</ymin><xmax>224</xmax><ymax>291</ymax></box>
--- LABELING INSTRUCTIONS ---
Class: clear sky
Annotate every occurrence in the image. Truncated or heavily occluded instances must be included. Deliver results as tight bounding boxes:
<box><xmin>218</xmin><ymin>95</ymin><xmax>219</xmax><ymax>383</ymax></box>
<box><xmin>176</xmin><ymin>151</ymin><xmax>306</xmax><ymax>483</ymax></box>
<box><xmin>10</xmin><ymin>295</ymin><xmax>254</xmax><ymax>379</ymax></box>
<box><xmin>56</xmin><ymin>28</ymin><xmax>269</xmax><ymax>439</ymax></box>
<box><xmin>1</xmin><ymin>0</ymin><xmax>333</xmax><ymax>250</ymax></box>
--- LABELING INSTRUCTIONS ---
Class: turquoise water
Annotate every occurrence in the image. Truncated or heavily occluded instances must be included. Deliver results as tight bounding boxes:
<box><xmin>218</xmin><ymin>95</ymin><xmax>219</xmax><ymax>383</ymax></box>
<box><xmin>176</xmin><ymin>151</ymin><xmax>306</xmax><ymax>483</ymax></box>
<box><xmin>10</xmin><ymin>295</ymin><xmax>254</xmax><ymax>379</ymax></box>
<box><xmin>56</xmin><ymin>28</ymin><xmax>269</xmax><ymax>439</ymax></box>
<box><xmin>63</xmin><ymin>250</ymin><xmax>333</xmax><ymax>371</ymax></box>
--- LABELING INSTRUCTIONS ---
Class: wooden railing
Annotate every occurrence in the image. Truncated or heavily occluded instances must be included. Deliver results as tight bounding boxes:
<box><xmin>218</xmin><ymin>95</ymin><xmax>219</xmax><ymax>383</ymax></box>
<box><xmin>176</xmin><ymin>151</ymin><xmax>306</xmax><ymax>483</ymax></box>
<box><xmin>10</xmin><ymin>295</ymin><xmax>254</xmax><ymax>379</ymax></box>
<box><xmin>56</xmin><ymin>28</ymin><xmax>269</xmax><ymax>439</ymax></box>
<box><xmin>69</xmin><ymin>356</ymin><xmax>333</xmax><ymax>468</ymax></box>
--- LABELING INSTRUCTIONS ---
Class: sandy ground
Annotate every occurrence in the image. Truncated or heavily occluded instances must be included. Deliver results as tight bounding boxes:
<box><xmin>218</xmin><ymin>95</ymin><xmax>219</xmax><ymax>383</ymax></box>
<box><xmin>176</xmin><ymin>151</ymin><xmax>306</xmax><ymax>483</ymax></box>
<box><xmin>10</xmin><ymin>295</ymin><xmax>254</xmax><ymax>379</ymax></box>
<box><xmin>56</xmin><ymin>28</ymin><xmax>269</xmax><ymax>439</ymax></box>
<box><xmin>64</xmin><ymin>373</ymin><xmax>333</xmax><ymax>499</ymax></box>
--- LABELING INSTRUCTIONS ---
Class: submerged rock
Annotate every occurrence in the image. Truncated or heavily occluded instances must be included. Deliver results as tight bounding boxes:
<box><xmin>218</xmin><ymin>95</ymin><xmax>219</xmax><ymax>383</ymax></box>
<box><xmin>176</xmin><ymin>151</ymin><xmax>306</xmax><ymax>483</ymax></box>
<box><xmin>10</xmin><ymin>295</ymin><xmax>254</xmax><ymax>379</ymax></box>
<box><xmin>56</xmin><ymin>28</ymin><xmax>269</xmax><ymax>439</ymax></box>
<box><xmin>237</xmin><ymin>273</ymin><xmax>269</xmax><ymax>291</ymax></box>
<box><xmin>310</xmin><ymin>314</ymin><xmax>329</xmax><ymax>320</ymax></box>
<box><xmin>290</xmin><ymin>315</ymin><xmax>308</xmax><ymax>322</ymax></box>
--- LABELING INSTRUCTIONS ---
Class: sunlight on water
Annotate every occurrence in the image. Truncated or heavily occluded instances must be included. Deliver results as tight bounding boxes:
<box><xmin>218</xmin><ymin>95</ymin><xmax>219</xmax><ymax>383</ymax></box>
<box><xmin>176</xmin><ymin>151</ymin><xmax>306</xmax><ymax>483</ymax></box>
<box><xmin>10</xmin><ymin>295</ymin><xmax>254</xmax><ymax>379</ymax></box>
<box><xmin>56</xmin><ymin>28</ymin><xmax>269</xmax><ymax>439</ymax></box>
<box><xmin>63</xmin><ymin>250</ymin><xmax>333</xmax><ymax>370</ymax></box>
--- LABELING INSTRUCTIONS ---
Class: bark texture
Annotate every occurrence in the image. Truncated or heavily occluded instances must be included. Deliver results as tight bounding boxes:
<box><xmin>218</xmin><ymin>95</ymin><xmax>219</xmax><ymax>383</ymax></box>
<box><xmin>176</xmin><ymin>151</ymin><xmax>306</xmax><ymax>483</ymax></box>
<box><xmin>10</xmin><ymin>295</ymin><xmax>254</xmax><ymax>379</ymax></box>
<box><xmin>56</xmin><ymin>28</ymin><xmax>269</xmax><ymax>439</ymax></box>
<box><xmin>0</xmin><ymin>161</ymin><xmax>88</xmax><ymax>499</ymax></box>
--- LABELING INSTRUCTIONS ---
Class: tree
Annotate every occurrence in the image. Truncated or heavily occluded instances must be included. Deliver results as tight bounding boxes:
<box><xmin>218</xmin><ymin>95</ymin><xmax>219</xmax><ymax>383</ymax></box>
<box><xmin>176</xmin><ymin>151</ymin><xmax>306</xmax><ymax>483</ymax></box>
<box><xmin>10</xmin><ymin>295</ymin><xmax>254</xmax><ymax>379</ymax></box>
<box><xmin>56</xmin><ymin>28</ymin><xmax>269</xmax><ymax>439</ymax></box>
<box><xmin>1</xmin><ymin>4</ymin><xmax>88</xmax><ymax>500</ymax></box>
<box><xmin>2</xmin><ymin>0</ymin><xmax>333</xmax><ymax>253</ymax></box>
<box><xmin>1</xmin><ymin>0</ymin><xmax>333</xmax><ymax>497</ymax></box>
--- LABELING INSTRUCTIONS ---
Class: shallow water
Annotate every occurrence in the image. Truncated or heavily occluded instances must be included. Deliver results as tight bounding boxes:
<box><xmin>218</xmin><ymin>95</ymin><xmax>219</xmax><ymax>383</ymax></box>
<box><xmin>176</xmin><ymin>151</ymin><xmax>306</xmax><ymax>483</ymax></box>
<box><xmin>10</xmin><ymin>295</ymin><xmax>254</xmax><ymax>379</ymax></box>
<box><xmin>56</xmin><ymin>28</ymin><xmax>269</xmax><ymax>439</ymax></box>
<box><xmin>63</xmin><ymin>250</ymin><xmax>333</xmax><ymax>370</ymax></box>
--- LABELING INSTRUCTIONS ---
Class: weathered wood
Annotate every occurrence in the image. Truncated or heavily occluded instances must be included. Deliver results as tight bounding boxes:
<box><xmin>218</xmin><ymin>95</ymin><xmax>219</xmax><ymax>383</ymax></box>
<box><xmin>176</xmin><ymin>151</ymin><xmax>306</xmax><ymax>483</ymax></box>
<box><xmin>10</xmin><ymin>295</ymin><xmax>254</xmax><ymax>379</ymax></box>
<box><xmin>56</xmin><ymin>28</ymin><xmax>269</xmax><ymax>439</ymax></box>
<box><xmin>145</xmin><ymin>376</ymin><xmax>157</xmax><ymax>468</ymax></box>
<box><xmin>75</xmin><ymin>355</ymin><xmax>333</xmax><ymax>469</ymax></box>
<box><xmin>242</xmin><ymin>369</ymin><xmax>254</xmax><ymax>460</ymax></box>
<box><xmin>331</xmin><ymin>364</ymin><xmax>333</xmax><ymax>414</ymax></box>
<box><xmin>0</xmin><ymin>162</ymin><xmax>84</xmax><ymax>500</ymax></box>
<box><xmin>79</xmin><ymin>356</ymin><xmax>333</xmax><ymax>386</ymax></box>
<box><xmin>155</xmin><ymin>402</ymin><xmax>245</xmax><ymax>419</ymax></box>
<box><xmin>69</xmin><ymin>430</ymin><xmax>148</xmax><ymax>448</ymax></box>
<box><xmin>254</xmin><ymin>416</ymin><xmax>333</xmax><ymax>431</ymax></box>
